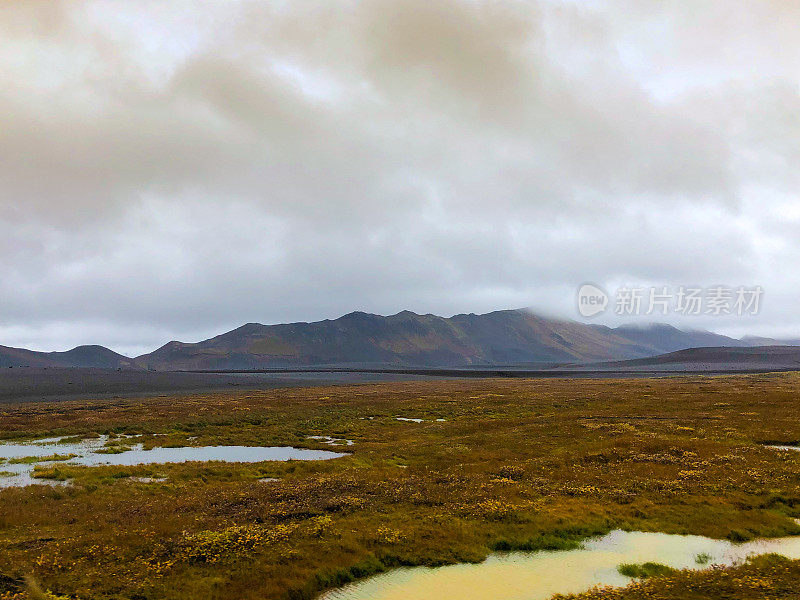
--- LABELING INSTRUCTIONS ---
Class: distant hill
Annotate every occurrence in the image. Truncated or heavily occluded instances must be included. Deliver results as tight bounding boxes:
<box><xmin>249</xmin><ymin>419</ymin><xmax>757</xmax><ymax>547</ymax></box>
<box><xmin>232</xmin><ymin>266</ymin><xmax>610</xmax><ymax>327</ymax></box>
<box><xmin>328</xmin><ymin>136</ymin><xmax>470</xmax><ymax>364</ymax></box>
<box><xmin>594</xmin><ymin>345</ymin><xmax>800</xmax><ymax>370</ymax></box>
<box><xmin>605</xmin><ymin>323</ymin><xmax>749</xmax><ymax>352</ymax></box>
<box><xmin>4</xmin><ymin>309</ymin><xmax>799</xmax><ymax>371</ymax></box>
<box><xmin>0</xmin><ymin>345</ymin><xmax>135</xmax><ymax>369</ymax></box>
<box><xmin>132</xmin><ymin>309</ymin><xmax>777</xmax><ymax>370</ymax></box>
<box><xmin>740</xmin><ymin>335</ymin><xmax>800</xmax><ymax>347</ymax></box>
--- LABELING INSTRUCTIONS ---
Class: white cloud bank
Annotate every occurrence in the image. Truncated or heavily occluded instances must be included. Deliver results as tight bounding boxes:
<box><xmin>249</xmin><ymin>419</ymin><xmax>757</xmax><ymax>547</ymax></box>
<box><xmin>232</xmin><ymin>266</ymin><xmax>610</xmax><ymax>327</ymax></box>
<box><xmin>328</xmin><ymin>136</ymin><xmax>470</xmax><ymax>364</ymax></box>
<box><xmin>1</xmin><ymin>0</ymin><xmax>799</xmax><ymax>354</ymax></box>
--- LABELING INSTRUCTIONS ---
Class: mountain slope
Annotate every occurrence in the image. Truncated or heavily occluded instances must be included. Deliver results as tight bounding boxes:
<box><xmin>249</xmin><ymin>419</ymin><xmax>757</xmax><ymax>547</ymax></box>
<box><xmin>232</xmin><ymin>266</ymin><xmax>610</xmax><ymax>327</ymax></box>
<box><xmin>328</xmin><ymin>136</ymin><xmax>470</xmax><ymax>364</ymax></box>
<box><xmin>0</xmin><ymin>345</ymin><xmax>135</xmax><ymax>369</ymax></box>
<box><xmin>133</xmin><ymin>309</ymin><xmax>757</xmax><ymax>370</ymax></box>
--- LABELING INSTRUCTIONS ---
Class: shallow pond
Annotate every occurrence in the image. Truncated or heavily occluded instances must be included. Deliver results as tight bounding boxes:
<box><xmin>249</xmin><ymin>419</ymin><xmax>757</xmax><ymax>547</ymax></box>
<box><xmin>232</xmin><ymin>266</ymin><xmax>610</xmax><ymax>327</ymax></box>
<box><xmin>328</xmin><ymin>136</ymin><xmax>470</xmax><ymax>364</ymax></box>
<box><xmin>308</xmin><ymin>435</ymin><xmax>354</xmax><ymax>446</ymax></box>
<box><xmin>0</xmin><ymin>436</ymin><xmax>347</xmax><ymax>487</ymax></box>
<box><xmin>319</xmin><ymin>530</ymin><xmax>800</xmax><ymax>600</ymax></box>
<box><xmin>766</xmin><ymin>444</ymin><xmax>800</xmax><ymax>452</ymax></box>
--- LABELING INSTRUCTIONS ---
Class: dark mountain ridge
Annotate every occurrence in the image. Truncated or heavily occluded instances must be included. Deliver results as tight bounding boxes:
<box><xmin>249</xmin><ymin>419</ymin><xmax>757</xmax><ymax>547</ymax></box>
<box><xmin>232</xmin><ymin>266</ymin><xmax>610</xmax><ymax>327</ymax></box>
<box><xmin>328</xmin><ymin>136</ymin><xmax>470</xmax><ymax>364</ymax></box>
<box><xmin>130</xmin><ymin>309</ymin><xmax>791</xmax><ymax>370</ymax></box>
<box><xmin>3</xmin><ymin>309</ymin><xmax>798</xmax><ymax>370</ymax></box>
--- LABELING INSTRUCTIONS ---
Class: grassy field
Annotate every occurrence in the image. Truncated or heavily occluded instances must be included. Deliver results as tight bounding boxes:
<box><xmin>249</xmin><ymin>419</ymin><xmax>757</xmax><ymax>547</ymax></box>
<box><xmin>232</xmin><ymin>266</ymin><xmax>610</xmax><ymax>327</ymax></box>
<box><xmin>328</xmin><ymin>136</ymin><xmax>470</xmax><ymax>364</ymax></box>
<box><xmin>2</xmin><ymin>373</ymin><xmax>800</xmax><ymax>599</ymax></box>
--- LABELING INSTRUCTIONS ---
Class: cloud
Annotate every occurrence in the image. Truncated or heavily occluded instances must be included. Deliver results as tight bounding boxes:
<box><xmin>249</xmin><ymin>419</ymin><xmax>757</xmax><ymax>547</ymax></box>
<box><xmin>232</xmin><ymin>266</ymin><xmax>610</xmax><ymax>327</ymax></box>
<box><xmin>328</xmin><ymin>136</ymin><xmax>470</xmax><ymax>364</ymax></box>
<box><xmin>0</xmin><ymin>0</ymin><xmax>798</xmax><ymax>354</ymax></box>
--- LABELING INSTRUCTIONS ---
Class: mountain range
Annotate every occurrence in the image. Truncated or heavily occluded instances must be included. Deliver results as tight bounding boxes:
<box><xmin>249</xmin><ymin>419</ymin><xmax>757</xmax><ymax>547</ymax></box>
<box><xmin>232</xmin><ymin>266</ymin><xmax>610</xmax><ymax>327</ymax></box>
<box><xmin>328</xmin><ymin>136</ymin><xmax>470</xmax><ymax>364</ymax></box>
<box><xmin>1</xmin><ymin>309</ymin><xmax>798</xmax><ymax>370</ymax></box>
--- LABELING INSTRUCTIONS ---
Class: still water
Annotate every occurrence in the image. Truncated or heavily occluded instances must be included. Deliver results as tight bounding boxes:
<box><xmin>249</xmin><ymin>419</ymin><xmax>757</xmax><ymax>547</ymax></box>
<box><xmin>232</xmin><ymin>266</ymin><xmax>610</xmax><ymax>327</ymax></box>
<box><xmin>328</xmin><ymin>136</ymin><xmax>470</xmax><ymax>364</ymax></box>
<box><xmin>320</xmin><ymin>530</ymin><xmax>800</xmax><ymax>600</ymax></box>
<box><xmin>0</xmin><ymin>435</ymin><xmax>347</xmax><ymax>487</ymax></box>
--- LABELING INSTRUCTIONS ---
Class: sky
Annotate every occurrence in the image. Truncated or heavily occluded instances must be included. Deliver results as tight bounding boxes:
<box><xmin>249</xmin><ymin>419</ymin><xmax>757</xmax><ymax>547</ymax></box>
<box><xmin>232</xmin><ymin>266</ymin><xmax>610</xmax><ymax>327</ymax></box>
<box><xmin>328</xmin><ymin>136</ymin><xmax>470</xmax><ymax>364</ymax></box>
<box><xmin>2</xmin><ymin>0</ymin><xmax>800</xmax><ymax>356</ymax></box>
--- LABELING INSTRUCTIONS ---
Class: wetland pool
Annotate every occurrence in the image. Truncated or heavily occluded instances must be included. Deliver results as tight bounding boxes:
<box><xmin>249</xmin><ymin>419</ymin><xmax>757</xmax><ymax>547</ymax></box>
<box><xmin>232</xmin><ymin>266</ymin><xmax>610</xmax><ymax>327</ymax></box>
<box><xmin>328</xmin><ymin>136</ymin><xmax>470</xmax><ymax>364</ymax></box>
<box><xmin>319</xmin><ymin>529</ymin><xmax>800</xmax><ymax>600</ymax></box>
<box><xmin>0</xmin><ymin>436</ymin><xmax>348</xmax><ymax>487</ymax></box>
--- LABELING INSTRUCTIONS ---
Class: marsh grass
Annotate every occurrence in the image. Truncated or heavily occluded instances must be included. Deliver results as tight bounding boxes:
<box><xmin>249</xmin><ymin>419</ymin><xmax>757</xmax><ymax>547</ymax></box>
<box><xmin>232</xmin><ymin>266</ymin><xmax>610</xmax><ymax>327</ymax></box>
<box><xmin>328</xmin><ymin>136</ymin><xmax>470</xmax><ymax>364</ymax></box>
<box><xmin>726</xmin><ymin>528</ymin><xmax>755</xmax><ymax>543</ymax></box>
<box><xmin>617</xmin><ymin>562</ymin><xmax>677</xmax><ymax>578</ymax></box>
<box><xmin>694</xmin><ymin>552</ymin><xmax>712</xmax><ymax>565</ymax></box>
<box><xmin>29</xmin><ymin>466</ymin><xmax>69</xmax><ymax>481</ymax></box>
<box><xmin>94</xmin><ymin>446</ymin><xmax>132</xmax><ymax>455</ymax></box>
<box><xmin>491</xmin><ymin>524</ymin><xmax>612</xmax><ymax>552</ymax></box>
<box><xmin>2</xmin><ymin>375</ymin><xmax>800</xmax><ymax>599</ymax></box>
<box><xmin>558</xmin><ymin>554</ymin><xmax>798</xmax><ymax>600</ymax></box>
<box><xmin>6</xmin><ymin>454</ymin><xmax>76</xmax><ymax>465</ymax></box>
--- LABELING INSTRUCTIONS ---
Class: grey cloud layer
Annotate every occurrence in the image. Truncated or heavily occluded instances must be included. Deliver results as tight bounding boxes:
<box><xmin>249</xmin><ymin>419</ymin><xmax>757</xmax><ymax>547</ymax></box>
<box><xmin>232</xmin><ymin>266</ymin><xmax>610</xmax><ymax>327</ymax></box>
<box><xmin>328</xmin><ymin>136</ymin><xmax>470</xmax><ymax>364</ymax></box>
<box><xmin>1</xmin><ymin>0</ymin><xmax>798</xmax><ymax>354</ymax></box>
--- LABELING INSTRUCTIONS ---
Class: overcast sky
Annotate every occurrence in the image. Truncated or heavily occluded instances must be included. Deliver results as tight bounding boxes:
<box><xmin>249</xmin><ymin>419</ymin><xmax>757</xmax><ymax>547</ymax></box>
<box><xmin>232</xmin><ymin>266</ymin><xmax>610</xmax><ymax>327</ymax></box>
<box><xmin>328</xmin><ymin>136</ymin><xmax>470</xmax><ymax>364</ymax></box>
<box><xmin>2</xmin><ymin>1</ymin><xmax>799</xmax><ymax>356</ymax></box>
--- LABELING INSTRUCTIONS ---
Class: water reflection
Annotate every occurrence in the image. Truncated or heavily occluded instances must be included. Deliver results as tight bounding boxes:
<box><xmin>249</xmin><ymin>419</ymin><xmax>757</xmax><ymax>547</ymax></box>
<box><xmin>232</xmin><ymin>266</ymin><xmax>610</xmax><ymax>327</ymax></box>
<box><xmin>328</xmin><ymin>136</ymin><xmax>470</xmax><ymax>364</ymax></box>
<box><xmin>320</xmin><ymin>530</ymin><xmax>800</xmax><ymax>600</ymax></box>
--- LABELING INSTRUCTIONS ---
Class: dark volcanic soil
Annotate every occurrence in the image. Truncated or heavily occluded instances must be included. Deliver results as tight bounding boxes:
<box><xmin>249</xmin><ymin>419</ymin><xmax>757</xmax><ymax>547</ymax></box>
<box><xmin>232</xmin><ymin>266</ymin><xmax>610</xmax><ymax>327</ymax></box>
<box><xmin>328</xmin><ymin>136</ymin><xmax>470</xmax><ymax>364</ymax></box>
<box><xmin>0</xmin><ymin>368</ymin><xmax>433</xmax><ymax>404</ymax></box>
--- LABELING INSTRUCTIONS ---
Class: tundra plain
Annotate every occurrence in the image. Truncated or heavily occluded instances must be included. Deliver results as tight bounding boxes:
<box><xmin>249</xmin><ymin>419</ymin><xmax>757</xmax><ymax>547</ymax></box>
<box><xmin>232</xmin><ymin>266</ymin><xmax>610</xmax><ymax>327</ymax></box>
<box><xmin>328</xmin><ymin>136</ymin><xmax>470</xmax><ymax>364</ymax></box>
<box><xmin>2</xmin><ymin>374</ymin><xmax>800</xmax><ymax>600</ymax></box>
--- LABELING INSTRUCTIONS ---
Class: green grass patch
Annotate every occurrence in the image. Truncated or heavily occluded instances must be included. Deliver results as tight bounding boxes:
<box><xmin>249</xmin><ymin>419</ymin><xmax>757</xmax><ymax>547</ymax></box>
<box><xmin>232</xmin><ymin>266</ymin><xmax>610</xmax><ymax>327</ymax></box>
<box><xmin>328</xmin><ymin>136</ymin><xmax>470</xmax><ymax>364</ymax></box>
<box><xmin>726</xmin><ymin>529</ymin><xmax>754</xmax><ymax>543</ymax></box>
<box><xmin>617</xmin><ymin>562</ymin><xmax>678</xmax><ymax>578</ymax></box>
<box><xmin>491</xmin><ymin>523</ymin><xmax>614</xmax><ymax>552</ymax></box>
<box><xmin>7</xmin><ymin>453</ymin><xmax>77</xmax><ymax>464</ymax></box>
<box><xmin>95</xmin><ymin>445</ymin><xmax>132</xmax><ymax>454</ymax></box>
<box><xmin>695</xmin><ymin>552</ymin><xmax>712</xmax><ymax>565</ymax></box>
<box><xmin>30</xmin><ymin>466</ymin><xmax>69</xmax><ymax>481</ymax></box>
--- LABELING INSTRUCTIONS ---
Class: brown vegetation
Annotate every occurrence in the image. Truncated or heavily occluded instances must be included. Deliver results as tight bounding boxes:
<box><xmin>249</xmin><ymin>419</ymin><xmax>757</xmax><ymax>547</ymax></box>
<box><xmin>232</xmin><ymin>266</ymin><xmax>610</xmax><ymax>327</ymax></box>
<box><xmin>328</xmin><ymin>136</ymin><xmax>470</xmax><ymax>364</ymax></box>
<box><xmin>1</xmin><ymin>374</ymin><xmax>800</xmax><ymax>599</ymax></box>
